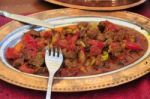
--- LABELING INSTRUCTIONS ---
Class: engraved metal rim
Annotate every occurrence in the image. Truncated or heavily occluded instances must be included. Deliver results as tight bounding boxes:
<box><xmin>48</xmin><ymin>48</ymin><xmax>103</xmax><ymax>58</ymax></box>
<box><xmin>0</xmin><ymin>16</ymin><xmax>150</xmax><ymax>80</ymax></box>
<box><xmin>45</xmin><ymin>0</ymin><xmax>146</xmax><ymax>11</ymax></box>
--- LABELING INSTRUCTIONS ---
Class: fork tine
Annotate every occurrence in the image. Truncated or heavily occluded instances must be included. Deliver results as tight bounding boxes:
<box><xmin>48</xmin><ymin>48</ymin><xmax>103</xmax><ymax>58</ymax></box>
<box><xmin>45</xmin><ymin>46</ymin><xmax>49</xmax><ymax>56</ymax></box>
<box><xmin>55</xmin><ymin>47</ymin><xmax>59</xmax><ymax>57</ymax></box>
<box><xmin>59</xmin><ymin>48</ymin><xmax>63</xmax><ymax>58</ymax></box>
<box><xmin>50</xmin><ymin>46</ymin><xmax>54</xmax><ymax>56</ymax></box>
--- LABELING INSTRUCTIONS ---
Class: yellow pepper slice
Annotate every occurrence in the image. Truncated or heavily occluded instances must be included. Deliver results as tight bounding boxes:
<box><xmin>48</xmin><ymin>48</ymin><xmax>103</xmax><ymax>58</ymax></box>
<box><xmin>101</xmin><ymin>51</ymin><xmax>109</xmax><ymax>61</ymax></box>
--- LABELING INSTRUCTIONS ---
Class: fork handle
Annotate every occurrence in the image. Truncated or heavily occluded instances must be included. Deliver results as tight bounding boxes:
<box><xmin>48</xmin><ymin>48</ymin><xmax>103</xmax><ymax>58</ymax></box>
<box><xmin>46</xmin><ymin>72</ymin><xmax>55</xmax><ymax>99</ymax></box>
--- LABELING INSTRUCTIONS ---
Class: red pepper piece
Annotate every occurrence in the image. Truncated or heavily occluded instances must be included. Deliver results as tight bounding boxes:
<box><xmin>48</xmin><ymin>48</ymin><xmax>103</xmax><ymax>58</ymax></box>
<box><xmin>117</xmin><ymin>54</ymin><xmax>125</xmax><ymax>60</ymax></box>
<box><xmin>6</xmin><ymin>48</ymin><xmax>20</xmax><ymax>59</ymax></box>
<box><xmin>88</xmin><ymin>40</ymin><xmax>104</xmax><ymax>56</ymax></box>
<box><xmin>58</xmin><ymin>32</ymin><xmax>79</xmax><ymax>50</ymax></box>
<box><xmin>42</xmin><ymin>31</ymin><xmax>51</xmax><ymax>38</ymax></box>
<box><xmin>23</xmin><ymin>33</ymin><xmax>34</xmax><ymax>43</ymax></box>
<box><xmin>68</xmin><ymin>32</ymin><xmax>79</xmax><ymax>50</ymax></box>
<box><xmin>90</xmin><ymin>46</ymin><xmax>102</xmax><ymax>56</ymax></box>
<box><xmin>100</xmin><ymin>21</ymin><xmax>119</xmax><ymax>31</ymax></box>
<box><xmin>57</xmin><ymin>39</ymin><xmax>68</xmax><ymax>49</ymax></box>
<box><xmin>126</xmin><ymin>42</ymin><xmax>142</xmax><ymax>50</ymax></box>
<box><xmin>71</xmin><ymin>32</ymin><xmax>79</xmax><ymax>42</ymax></box>
<box><xmin>88</xmin><ymin>40</ymin><xmax>104</xmax><ymax>49</ymax></box>
<box><xmin>23</xmin><ymin>34</ymin><xmax>38</xmax><ymax>58</ymax></box>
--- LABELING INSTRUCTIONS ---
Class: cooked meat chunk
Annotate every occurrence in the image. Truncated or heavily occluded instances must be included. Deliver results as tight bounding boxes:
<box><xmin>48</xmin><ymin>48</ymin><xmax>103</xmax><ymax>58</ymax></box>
<box><xmin>108</xmin><ymin>42</ymin><xmax>125</xmax><ymax>57</ymax></box>
<box><xmin>62</xmin><ymin>49</ymin><xmax>77</xmax><ymax>59</ymax></box>
<box><xmin>28</xmin><ymin>52</ymin><xmax>44</xmax><ymax>67</ymax></box>
<box><xmin>78</xmin><ymin>22</ymin><xmax>89</xmax><ymax>38</ymax></box>
<box><xmin>27</xmin><ymin>30</ymin><xmax>40</xmax><ymax>37</ymax></box>
<box><xmin>96</xmin><ymin>33</ymin><xmax>106</xmax><ymax>41</ymax></box>
<box><xmin>64</xmin><ymin>59</ymin><xmax>79</xmax><ymax>68</ymax></box>
<box><xmin>98</xmin><ymin>23</ymin><xmax>105</xmax><ymax>33</ymax></box>
<box><xmin>13</xmin><ymin>58</ymin><xmax>24</xmax><ymax>68</ymax></box>
<box><xmin>86</xmin><ymin>28</ymin><xmax>98</xmax><ymax>38</ymax></box>
<box><xmin>59</xmin><ymin>67</ymin><xmax>80</xmax><ymax>77</ymax></box>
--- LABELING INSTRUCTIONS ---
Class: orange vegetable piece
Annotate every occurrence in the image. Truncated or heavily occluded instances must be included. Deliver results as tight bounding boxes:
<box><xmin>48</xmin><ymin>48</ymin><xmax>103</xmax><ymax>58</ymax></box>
<box><xmin>14</xmin><ymin>41</ymin><xmax>23</xmax><ymax>52</ymax></box>
<box><xmin>54</xmin><ymin>27</ymin><xmax>63</xmax><ymax>33</ymax></box>
<box><xmin>67</xmin><ymin>25</ymin><xmax>77</xmax><ymax>29</ymax></box>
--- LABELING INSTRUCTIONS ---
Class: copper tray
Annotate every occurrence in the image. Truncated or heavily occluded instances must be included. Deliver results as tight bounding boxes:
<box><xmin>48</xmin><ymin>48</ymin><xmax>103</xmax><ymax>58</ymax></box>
<box><xmin>0</xmin><ymin>9</ymin><xmax>150</xmax><ymax>92</ymax></box>
<box><xmin>45</xmin><ymin>0</ymin><xmax>146</xmax><ymax>11</ymax></box>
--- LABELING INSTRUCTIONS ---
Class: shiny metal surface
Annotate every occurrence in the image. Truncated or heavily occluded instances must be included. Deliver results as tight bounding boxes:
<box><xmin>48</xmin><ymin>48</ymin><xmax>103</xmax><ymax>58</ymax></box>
<box><xmin>57</xmin><ymin>0</ymin><xmax>141</xmax><ymax>7</ymax></box>
<box><xmin>45</xmin><ymin>47</ymin><xmax>63</xmax><ymax>99</ymax></box>
<box><xmin>0</xmin><ymin>9</ymin><xmax>150</xmax><ymax>92</ymax></box>
<box><xmin>0</xmin><ymin>10</ymin><xmax>54</xmax><ymax>28</ymax></box>
<box><xmin>0</xmin><ymin>16</ymin><xmax>150</xmax><ymax>79</ymax></box>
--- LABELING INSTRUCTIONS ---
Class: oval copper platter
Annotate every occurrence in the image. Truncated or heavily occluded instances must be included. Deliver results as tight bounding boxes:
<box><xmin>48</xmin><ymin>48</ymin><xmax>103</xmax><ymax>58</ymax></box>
<box><xmin>45</xmin><ymin>0</ymin><xmax>146</xmax><ymax>11</ymax></box>
<box><xmin>0</xmin><ymin>9</ymin><xmax>150</xmax><ymax>92</ymax></box>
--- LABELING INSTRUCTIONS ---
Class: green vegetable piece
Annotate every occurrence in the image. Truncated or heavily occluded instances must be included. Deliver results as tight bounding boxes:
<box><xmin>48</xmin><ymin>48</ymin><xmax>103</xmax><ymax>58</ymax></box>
<box><xmin>101</xmin><ymin>51</ymin><xmax>109</xmax><ymax>61</ymax></box>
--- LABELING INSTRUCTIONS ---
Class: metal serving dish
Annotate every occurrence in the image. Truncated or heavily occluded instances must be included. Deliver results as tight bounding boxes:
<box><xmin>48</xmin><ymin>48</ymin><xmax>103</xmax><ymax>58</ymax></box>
<box><xmin>0</xmin><ymin>9</ymin><xmax>150</xmax><ymax>92</ymax></box>
<box><xmin>45</xmin><ymin>0</ymin><xmax>146</xmax><ymax>11</ymax></box>
<box><xmin>0</xmin><ymin>16</ymin><xmax>150</xmax><ymax>79</ymax></box>
<box><xmin>55</xmin><ymin>0</ymin><xmax>141</xmax><ymax>7</ymax></box>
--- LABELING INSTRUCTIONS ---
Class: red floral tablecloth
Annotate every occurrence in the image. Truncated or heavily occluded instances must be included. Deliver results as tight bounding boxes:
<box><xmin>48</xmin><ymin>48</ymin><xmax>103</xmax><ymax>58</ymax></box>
<box><xmin>0</xmin><ymin>1</ymin><xmax>150</xmax><ymax>99</ymax></box>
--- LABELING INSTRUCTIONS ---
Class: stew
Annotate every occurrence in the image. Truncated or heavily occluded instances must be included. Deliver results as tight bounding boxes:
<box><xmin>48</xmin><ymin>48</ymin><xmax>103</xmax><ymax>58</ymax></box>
<box><xmin>5</xmin><ymin>21</ymin><xmax>148</xmax><ymax>77</ymax></box>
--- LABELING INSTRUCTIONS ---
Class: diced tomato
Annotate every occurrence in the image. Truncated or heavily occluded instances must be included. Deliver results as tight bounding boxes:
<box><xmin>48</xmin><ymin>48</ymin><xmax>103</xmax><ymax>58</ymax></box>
<box><xmin>90</xmin><ymin>45</ymin><xmax>102</xmax><ymax>56</ymax></box>
<box><xmin>19</xmin><ymin>64</ymin><xmax>36</xmax><ymax>74</ymax></box>
<box><xmin>32</xmin><ymin>50</ymin><xmax>38</xmax><ymax>58</ymax></box>
<box><xmin>22</xmin><ymin>34</ymin><xmax>39</xmax><ymax>58</ymax></box>
<box><xmin>42</xmin><ymin>31</ymin><xmax>51</xmax><ymax>38</ymax></box>
<box><xmin>71</xmin><ymin>32</ymin><xmax>79</xmax><ymax>43</ymax></box>
<box><xmin>37</xmin><ymin>42</ymin><xmax>45</xmax><ymax>48</ymax></box>
<box><xmin>88</xmin><ymin>40</ymin><xmax>104</xmax><ymax>56</ymax></box>
<box><xmin>58</xmin><ymin>39</ymin><xmax>75</xmax><ymax>50</ymax></box>
<box><xmin>126</xmin><ymin>42</ymin><xmax>142</xmax><ymax>50</ymax></box>
<box><xmin>69</xmin><ymin>43</ymin><xmax>76</xmax><ymax>50</ymax></box>
<box><xmin>66</xmin><ymin>35</ymin><xmax>72</xmax><ymax>41</ymax></box>
<box><xmin>109</xmin><ymin>42</ymin><xmax>119</xmax><ymax>49</ymax></box>
<box><xmin>58</xmin><ymin>32</ymin><xmax>79</xmax><ymax>50</ymax></box>
<box><xmin>23</xmin><ymin>33</ymin><xmax>34</xmax><ymax>43</ymax></box>
<box><xmin>25</xmin><ymin>39</ymin><xmax>38</xmax><ymax>49</ymax></box>
<box><xmin>23</xmin><ymin>34</ymin><xmax>38</xmax><ymax>48</ymax></box>
<box><xmin>88</xmin><ymin>40</ymin><xmax>104</xmax><ymax>48</ymax></box>
<box><xmin>6</xmin><ymin>48</ymin><xmax>20</xmax><ymax>59</ymax></box>
<box><xmin>37</xmin><ymin>39</ymin><xmax>46</xmax><ymax>48</ymax></box>
<box><xmin>117</xmin><ymin>54</ymin><xmax>125</xmax><ymax>60</ymax></box>
<box><xmin>100</xmin><ymin>21</ymin><xmax>119</xmax><ymax>31</ymax></box>
<box><xmin>25</xmin><ymin>47</ymin><xmax>37</xmax><ymax>58</ymax></box>
<box><xmin>88</xmin><ymin>40</ymin><xmax>98</xmax><ymax>45</ymax></box>
<box><xmin>57</xmin><ymin>39</ymin><xmax>68</xmax><ymax>49</ymax></box>
<box><xmin>66</xmin><ymin>32</ymin><xmax>79</xmax><ymax>43</ymax></box>
<box><xmin>68</xmin><ymin>32</ymin><xmax>79</xmax><ymax>50</ymax></box>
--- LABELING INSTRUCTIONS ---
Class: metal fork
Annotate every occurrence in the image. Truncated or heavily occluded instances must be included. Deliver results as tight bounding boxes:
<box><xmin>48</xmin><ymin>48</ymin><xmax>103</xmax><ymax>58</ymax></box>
<box><xmin>45</xmin><ymin>46</ymin><xmax>63</xmax><ymax>99</ymax></box>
